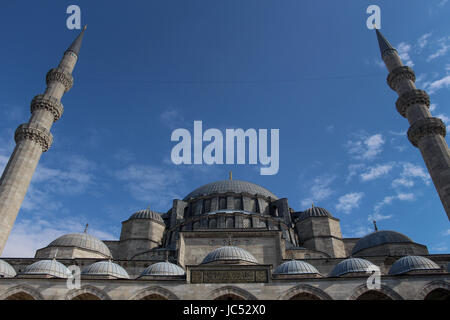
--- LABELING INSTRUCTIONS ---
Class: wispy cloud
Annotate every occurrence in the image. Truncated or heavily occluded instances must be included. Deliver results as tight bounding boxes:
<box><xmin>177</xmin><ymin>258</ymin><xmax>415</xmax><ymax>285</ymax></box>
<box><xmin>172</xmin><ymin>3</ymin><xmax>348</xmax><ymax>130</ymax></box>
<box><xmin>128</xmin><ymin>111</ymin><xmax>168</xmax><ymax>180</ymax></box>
<box><xmin>417</xmin><ymin>33</ymin><xmax>432</xmax><ymax>50</ymax></box>
<box><xmin>346</xmin><ymin>133</ymin><xmax>385</xmax><ymax>161</ymax></box>
<box><xmin>427</xmin><ymin>36</ymin><xmax>450</xmax><ymax>61</ymax></box>
<box><xmin>335</xmin><ymin>192</ymin><xmax>364</xmax><ymax>214</ymax></box>
<box><xmin>2</xmin><ymin>217</ymin><xmax>115</xmax><ymax>258</ymax></box>
<box><xmin>423</xmin><ymin>75</ymin><xmax>450</xmax><ymax>94</ymax></box>
<box><xmin>160</xmin><ymin>109</ymin><xmax>185</xmax><ymax>129</ymax></box>
<box><xmin>360</xmin><ymin>163</ymin><xmax>394</xmax><ymax>182</ymax></box>
<box><xmin>300</xmin><ymin>175</ymin><xmax>336</xmax><ymax>208</ymax></box>
<box><xmin>115</xmin><ymin>164</ymin><xmax>184</xmax><ymax>209</ymax></box>
<box><xmin>397</xmin><ymin>42</ymin><xmax>414</xmax><ymax>67</ymax></box>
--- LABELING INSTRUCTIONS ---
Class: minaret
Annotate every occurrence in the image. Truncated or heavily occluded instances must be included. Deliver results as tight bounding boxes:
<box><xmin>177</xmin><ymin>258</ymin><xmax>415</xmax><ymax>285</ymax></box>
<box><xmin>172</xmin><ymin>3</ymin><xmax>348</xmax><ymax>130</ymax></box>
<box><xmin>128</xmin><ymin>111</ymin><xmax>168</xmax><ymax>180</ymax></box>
<box><xmin>376</xmin><ymin>28</ymin><xmax>450</xmax><ymax>220</ymax></box>
<box><xmin>0</xmin><ymin>27</ymin><xmax>87</xmax><ymax>254</ymax></box>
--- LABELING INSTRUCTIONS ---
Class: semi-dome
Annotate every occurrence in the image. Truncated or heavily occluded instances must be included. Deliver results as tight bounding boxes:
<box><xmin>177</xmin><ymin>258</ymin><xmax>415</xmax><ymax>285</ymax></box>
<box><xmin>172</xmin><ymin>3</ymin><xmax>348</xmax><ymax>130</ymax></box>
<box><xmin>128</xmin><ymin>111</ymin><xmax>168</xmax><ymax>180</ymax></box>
<box><xmin>140</xmin><ymin>261</ymin><xmax>185</xmax><ymax>276</ymax></box>
<box><xmin>0</xmin><ymin>260</ymin><xmax>16</xmax><ymax>278</ymax></box>
<box><xmin>48</xmin><ymin>233</ymin><xmax>112</xmax><ymax>258</ymax></box>
<box><xmin>273</xmin><ymin>260</ymin><xmax>320</xmax><ymax>275</ymax></box>
<box><xmin>129</xmin><ymin>209</ymin><xmax>164</xmax><ymax>222</ymax></box>
<box><xmin>82</xmin><ymin>260</ymin><xmax>129</xmax><ymax>279</ymax></box>
<box><xmin>329</xmin><ymin>258</ymin><xmax>377</xmax><ymax>277</ymax></box>
<box><xmin>184</xmin><ymin>180</ymin><xmax>278</xmax><ymax>200</ymax></box>
<box><xmin>352</xmin><ymin>230</ymin><xmax>413</xmax><ymax>255</ymax></box>
<box><xmin>22</xmin><ymin>259</ymin><xmax>71</xmax><ymax>278</ymax></box>
<box><xmin>202</xmin><ymin>246</ymin><xmax>258</xmax><ymax>264</ymax></box>
<box><xmin>296</xmin><ymin>206</ymin><xmax>332</xmax><ymax>221</ymax></box>
<box><xmin>389</xmin><ymin>256</ymin><xmax>441</xmax><ymax>275</ymax></box>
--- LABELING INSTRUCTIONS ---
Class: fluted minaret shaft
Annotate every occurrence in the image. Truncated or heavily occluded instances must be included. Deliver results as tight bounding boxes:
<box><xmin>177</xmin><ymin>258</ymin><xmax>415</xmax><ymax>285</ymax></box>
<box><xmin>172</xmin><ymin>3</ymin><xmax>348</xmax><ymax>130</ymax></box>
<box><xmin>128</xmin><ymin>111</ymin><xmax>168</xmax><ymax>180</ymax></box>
<box><xmin>0</xmin><ymin>27</ymin><xmax>86</xmax><ymax>254</ymax></box>
<box><xmin>376</xmin><ymin>29</ymin><xmax>450</xmax><ymax>220</ymax></box>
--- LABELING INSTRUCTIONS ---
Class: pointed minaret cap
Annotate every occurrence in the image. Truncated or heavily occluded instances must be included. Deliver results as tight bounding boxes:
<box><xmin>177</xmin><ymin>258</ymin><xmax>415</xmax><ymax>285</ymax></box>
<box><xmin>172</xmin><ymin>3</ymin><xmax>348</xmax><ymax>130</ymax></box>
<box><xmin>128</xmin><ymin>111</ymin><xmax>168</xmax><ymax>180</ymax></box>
<box><xmin>66</xmin><ymin>25</ymin><xmax>87</xmax><ymax>56</ymax></box>
<box><xmin>375</xmin><ymin>27</ymin><xmax>396</xmax><ymax>57</ymax></box>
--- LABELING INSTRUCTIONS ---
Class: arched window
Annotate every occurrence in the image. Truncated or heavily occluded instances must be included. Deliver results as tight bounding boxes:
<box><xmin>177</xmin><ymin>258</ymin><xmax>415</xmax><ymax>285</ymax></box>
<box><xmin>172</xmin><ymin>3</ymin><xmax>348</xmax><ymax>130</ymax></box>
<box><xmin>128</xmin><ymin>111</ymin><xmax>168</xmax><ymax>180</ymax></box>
<box><xmin>219</xmin><ymin>197</ymin><xmax>227</xmax><ymax>209</ymax></box>
<box><xmin>209</xmin><ymin>219</ymin><xmax>217</xmax><ymax>229</ymax></box>
<box><xmin>71</xmin><ymin>293</ymin><xmax>101</xmax><ymax>300</ymax></box>
<box><xmin>356</xmin><ymin>291</ymin><xmax>392</xmax><ymax>300</ymax></box>
<box><xmin>424</xmin><ymin>289</ymin><xmax>450</xmax><ymax>300</ymax></box>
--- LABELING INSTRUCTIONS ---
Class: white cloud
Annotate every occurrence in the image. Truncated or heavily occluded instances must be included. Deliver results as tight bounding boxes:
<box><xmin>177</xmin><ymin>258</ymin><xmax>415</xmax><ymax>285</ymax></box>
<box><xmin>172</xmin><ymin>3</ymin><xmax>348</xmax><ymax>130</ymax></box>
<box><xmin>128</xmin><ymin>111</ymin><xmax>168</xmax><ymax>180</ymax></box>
<box><xmin>400</xmin><ymin>162</ymin><xmax>431</xmax><ymax>186</ymax></box>
<box><xmin>115</xmin><ymin>164</ymin><xmax>184</xmax><ymax>209</ymax></box>
<box><xmin>442</xmin><ymin>229</ymin><xmax>450</xmax><ymax>236</ymax></box>
<box><xmin>343</xmin><ymin>225</ymin><xmax>373</xmax><ymax>238</ymax></box>
<box><xmin>346</xmin><ymin>134</ymin><xmax>385</xmax><ymax>160</ymax></box>
<box><xmin>397</xmin><ymin>42</ymin><xmax>414</xmax><ymax>67</ymax></box>
<box><xmin>368</xmin><ymin>212</ymin><xmax>392</xmax><ymax>222</ymax></box>
<box><xmin>335</xmin><ymin>192</ymin><xmax>364</xmax><ymax>214</ymax></box>
<box><xmin>424</xmin><ymin>75</ymin><xmax>450</xmax><ymax>94</ymax></box>
<box><xmin>373</xmin><ymin>192</ymin><xmax>415</xmax><ymax>214</ymax></box>
<box><xmin>300</xmin><ymin>175</ymin><xmax>336</xmax><ymax>208</ymax></box>
<box><xmin>427</xmin><ymin>36</ymin><xmax>450</xmax><ymax>61</ymax></box>
<box><xmin>417</xmin><ymin>33</ymin><xmax>432</xmax><ymax>49</ymax></box>
<box><xmin>391</xmin><ymin>177</ymin><xmax>414</xmax><ymax>188</ymax></box>
<box><xmin>438</xmin><ymin>0</ymin><xmax>448</xmax><ymax>7</ymax></box>
<box><xmin>429</xmin><ymin>103</ymin><xmax>437</xmax><ymax>112</ymax></box>
<box><xmin>360</xmin><ymin>164</ymin><xmax>393</xmax><ymax>181</ymax></box>
<box><xmin>159</xmin><ymin>109</ymin><xmax>185</xmax><ymax>129</ymax></box>
<box><xmin>2</xmin><ymin>217</ymin><xmax>115</xmax><ymax>258</ymax></box>
<box><xmin>346</xmin><ymin>164</ymin><xmax>365</xmax><ymax>183</ymax></box>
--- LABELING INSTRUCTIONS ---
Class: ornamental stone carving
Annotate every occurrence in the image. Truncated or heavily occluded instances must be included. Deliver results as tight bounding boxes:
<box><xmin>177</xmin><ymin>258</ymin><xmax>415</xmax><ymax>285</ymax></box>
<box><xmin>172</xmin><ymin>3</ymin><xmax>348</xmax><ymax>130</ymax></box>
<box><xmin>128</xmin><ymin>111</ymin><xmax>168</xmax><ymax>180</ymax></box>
<box><xmin>30</xmin><ymin>95</ymin><xmax>64</xmax><ymax>122</ymax></box>
<box><xmin>14</xmin><ymin>123</ymin><xmax>53</xmax><ymax>152</ymax></box>
<box><xmin>387</xmin><ymin>66</ymin><xmax>415</xmax><ymax>91</ymax></box>
<box><xmin>46</xmin><ymin>68</ymin><xmax>74</xmax><ymax>92</ymax></box>
<box><xmin>407</xmin><ymin>117</ymin><xmax>446</xmax><ymax>147</ymax></box>
<box><xmin>381</xmin><ymin>48</ymin><xmax>398</xmax><ymax>60</ymax></box>
<box><xmin>395</xmin><ymin>89</ymin><xmax>430</xmax><ymax>118</ymax></box>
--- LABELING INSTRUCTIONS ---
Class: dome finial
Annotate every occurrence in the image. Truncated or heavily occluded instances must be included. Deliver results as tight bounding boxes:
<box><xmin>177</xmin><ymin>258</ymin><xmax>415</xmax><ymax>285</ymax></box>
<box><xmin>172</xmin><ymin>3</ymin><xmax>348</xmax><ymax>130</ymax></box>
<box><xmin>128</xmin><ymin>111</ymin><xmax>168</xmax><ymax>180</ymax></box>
<box><xmin>229</xmin><ymin>171</ymin><xmax>232</xmax><ymax>180</ymax></box>
<box><xmin>311</xmin><ymin>202</ymin><xmax>314</xmax><ymax>208</ymax></box>
<box><xmin>227</xmin><ymin>234</ymin><xmax>233</xmax><ymax>246</ymax></box>
<box><xmin>373</xmin><ymin>220</ymin><xmax>378</xmax><ymax>231</ymax></box>
<box><xmin>146</xmin><ymin>203</ymin><xmax>151</xmax><ymax>210</ymax></box>
<box><xmin>53</xmin><ymin>248</ymin><xmax>59</xmax><ymax>260</ymax></box>
<box><xmin>164</xmin><ymin>251</ymin><xmax>169</xmax><ymax>262</ymax></box>
<box><xmin>83</xmin><ymin>223</ymin><xmax>89</xmax><ymax>233</ymax></box>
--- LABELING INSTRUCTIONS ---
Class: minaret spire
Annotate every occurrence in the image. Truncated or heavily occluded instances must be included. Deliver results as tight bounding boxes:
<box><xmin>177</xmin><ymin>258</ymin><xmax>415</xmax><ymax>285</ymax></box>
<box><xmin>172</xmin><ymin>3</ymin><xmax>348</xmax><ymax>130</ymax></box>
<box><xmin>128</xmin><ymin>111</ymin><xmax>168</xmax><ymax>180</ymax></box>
<box><xmin>375</xmin><ymin>29</ymin><xmax>450</xmax><ymax>220</ymax></box>
<box><xmin>375</xmin><ymin>28</ymin><xmax>396</xmax><ymax>58</ymax></box>
<box><xmin>0</xmin><ymin>29</ymin><xmax>86</xmax><ymax>254</ymax></box>
<box><xmin>66</xmin><ymin>25</ymin><xmax>87</xmax><ymax>57</ymax></box>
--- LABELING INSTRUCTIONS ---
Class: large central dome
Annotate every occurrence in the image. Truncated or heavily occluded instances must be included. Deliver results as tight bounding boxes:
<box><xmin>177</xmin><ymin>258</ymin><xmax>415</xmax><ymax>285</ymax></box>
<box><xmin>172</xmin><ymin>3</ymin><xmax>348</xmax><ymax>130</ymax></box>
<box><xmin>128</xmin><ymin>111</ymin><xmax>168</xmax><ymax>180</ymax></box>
<box><xmin>184</xmin><ymin>179</ymin><xmax>278</xmax><ymax>200</ymax></box>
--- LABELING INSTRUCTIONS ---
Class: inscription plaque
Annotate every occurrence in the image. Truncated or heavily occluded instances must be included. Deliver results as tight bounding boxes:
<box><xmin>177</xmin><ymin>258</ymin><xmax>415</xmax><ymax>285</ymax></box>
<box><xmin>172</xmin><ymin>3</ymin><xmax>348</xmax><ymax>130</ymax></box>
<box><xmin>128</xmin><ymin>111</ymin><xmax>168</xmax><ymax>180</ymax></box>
<box><xmin>190</xmin><ymin>270</ymin><xmax>268</xmax><ymax>283</ymax></box>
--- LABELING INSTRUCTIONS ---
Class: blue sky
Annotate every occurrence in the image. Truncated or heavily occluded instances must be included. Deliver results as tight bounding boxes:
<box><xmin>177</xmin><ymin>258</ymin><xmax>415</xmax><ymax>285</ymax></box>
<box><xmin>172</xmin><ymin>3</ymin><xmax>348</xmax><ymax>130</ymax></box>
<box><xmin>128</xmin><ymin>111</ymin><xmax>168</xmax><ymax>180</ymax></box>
<box><xmin>0</xmin><ymin>0</ymin><xmax>449</xmax><ymax>257</ymax></box>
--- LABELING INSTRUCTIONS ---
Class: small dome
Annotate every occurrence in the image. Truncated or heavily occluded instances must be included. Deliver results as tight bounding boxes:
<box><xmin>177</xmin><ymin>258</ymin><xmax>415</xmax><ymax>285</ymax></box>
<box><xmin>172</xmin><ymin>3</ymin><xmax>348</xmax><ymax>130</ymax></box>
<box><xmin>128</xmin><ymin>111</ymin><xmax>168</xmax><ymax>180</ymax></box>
<box><xmin>273</xmin><ymin>260</ymin><xmax>320</xmax><ymax>275</ymax></box>
<box><xmin>202</xmin><ymin>246</ymin><xmax>258</xmax><ymax>264</ymax></box>
<box><xmin>82</xmin><ymin>260</ymin><xmax>129</xmax><ymax>279</ymax></box>
<box><xmin>329</xmin><ymin>258</ymin><xmax>377</xmax><ymax>277</ymax></box>
<box><xmin>48</xmin><ymin>233</ymin><xmax>111</xmax><ymax>258</ymax></box>
<box><xmin>389</xmin><ymin>256</ymin><xmax>441</xmax><ymax>275</ymax></box>
<box><xmin>296</xmin><ymin>206</ymin><xmax>332</xmax><ymax>221</ymax></box>
<box><xmin>184</xmin><ymin>180</ymin><xmax>278</xmax><ymax>200</ymax></box>
<box><xmin>129</xmin><ymin>209</ymin><xmax>164</xmax><ymax>222</ymax></box>
<box><xmin>0</xmin><ymin>260</ymin><xmax>16</xmax><ymax>278</ymax></box>
<box><xmin>352</xmin><ymin>230</ymin><xmax>413</xmax><ymax>255</ymax></box>
<box><xmin>22</xmin><ymin>259</ymin><xmax>71</xmax><ymax>278</ymax></box>
<box><xmin>140</xmin><ymin>261</ymin><xmax>185</xmax><ymax>276</ymax></box>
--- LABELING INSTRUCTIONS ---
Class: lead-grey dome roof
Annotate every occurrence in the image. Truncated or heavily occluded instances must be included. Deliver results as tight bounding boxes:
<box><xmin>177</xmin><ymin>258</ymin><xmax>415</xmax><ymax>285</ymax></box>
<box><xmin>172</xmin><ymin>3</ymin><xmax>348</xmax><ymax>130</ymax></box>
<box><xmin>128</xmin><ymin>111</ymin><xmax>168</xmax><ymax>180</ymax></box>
<box><xmin>273</xmin><ymin>260</ymin><xmax>320</xmax><ymax>275</ymax></box>
<box><xmin>184</xmin><ymin>180</ymin><xmax>278</xmax><ymax>200</ymax></box>
<box><xmin>329</xmin><ymin>258</ymin><xmax>376</xmax><ymax>277</ymax></box>
<box><xmin>129</xmin><ymin>209</ymin><xmax>164</xmax><ymax>222</ymax></box>
<box><xmin>389</xmin><ymin>256</ymin><xmax>441</xmax><ymax>275</ymax></box>
<box><xmin>202</xmin><ymin>246</ymin><xmax>258</xmax><ymax>264</ymax></box>
<box><xmin>140</xmin><ymin>262</ymin><xmax>185</xmax><ymax>276</ymax></box>
<box><xmin>82</xmin><ymin>260</ymin><xmax>129</xmax><ymax>279</ymax></box>
<box><xmin>22</xmin><ymin>259</ymin><xmax>71</xmax><ymax>278</ymax></box>
<box><xmin>48</xmin><ymin>233</ymin><xmax>112</xmax><ymax>258</ymax></box>
<box><xmin>296</xmin><ymin>206</ymin><xmax>332</xmax><ymax>221</ymax></box>
<box><xmin>0</xmin><ymin>260</ymin><xmax>16</xmax><ymax>278</ymax></box>
<box><xmin>352</xmin><ymin>230</ymin><xmax>413</xmax><ymax>255</ymax></box>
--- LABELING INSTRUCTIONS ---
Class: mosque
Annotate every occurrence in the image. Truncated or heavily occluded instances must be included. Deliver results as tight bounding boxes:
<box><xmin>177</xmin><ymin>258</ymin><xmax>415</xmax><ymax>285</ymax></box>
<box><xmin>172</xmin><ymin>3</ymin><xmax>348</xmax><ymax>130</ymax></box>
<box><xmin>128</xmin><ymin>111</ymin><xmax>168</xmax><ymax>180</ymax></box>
<box><xmin>0</xmin><ymin>27</ymin><xmax>449</xmax><ymax>300</ymax></box>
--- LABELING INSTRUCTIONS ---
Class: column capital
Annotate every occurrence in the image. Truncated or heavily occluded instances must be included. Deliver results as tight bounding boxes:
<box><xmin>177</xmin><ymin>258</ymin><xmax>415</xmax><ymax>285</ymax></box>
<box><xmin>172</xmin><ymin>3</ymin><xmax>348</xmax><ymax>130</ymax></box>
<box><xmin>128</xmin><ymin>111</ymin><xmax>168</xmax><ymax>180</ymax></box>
<box><xmin>395</xmin><ymin>89</ymin><xmax>430</xmax><ymax>118</ymax></box>
<box><xmin>46</xmin><ymin>68</ymin><xmax>74</xmax><ymax>92</ymax></box>
<box><xmin>30</xmin><ymin>94</ymin><xmax>64</xmax><ymax>121</ymax></box>
<box><xmin>387</xmin><ymin>66</ymin><xmax>415</xmax><ymax>91</ymax></box>
<box><xmin>407</xmin><ymin>117</ymin><xmax>446</xmax><ymax>147</ymax></box>
<box><xmin>14</xmin><ymin>123</ymin><xmax>53</xmax><ymax>152</ymax></box>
